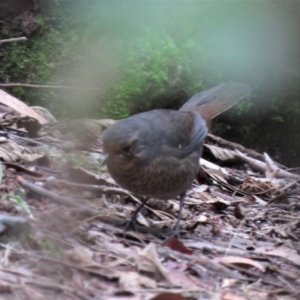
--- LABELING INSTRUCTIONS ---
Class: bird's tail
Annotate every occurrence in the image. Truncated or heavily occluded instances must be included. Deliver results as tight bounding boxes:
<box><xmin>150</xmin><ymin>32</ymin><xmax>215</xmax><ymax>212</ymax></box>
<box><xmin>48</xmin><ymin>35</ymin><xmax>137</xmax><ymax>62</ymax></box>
<box><xmin>180</xmin><ymin>83</ymin><xmax>252</xmax><ymax>124</ymax></box>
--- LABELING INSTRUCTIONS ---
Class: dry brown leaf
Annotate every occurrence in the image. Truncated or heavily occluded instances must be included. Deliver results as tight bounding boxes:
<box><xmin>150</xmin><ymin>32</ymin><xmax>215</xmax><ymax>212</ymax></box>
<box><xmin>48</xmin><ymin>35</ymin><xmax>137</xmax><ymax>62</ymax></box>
<box><xmin>0</xmin><ymin>103</ymin><xmax>16</xmax><ymax>115</ymax></box>
<box><xmin>136</xmin><ymin>212</ymin><xmax>150</xmax><ymax>227</ymax></box>
<box><xmin>21</xmin><ymin>282</ymin><xmax>47</xmax><ymax>300</ymax></box>
<box><xmin>208</xmin><ymin>197</ymin><xmax>231</xmax><ymax>206</ymax></box>
<box><xmin>118</xmin><ymin>272</ymin><xmax>140</xmax><ymax>290</ymax></box>
<box><xmin>0</xmin><ymin>138</ymin><xmax>44</xmax><ymax>163</ymax></box>
<box><xmin>0</xmin><ymin>89</ymin><xmax>47</xmax><ymax>124</ymax></box>
<box><xmin>66</xmin><ymin>247</ymin><xmax>100</xmax><ymax>268</ymax></box>
<box><xmin>200</xmin><ymin>158</ymin><xmax>229</xmax><ymax>175</ymax></box>
<box><xmin>197</xmin><ymin>214</ymin><xmax>208</xmax><ymax>223</ymax></box>
<box><xmin>164</xmin><ymin>238</ymin><xmax>194</xmax><ymax>255</ymax></box>
<box><xmin>203</xmin><ymin>167</ymin><xmax>228</xmax><ymax>184</ymax></box>
<box><xmin>118</xmin><ymin>271</ymin><xmax>156</xmax><ymax>290</ymax></box>
<box><xmin>214</xmin><ymin>256</ymin><xmax>265</xmax><ymax>271</ymax></box>
<box><xmin>222</xmin><ymin>290</ymin><xmax>247</xmax><ymax>300</ymax></box>
<box><xmin>151</xmin><ymin>292</ymin><xmax>188</xmax><ymax>300</ymax></box>
<box><xmin>221</xmin><ymin>278</ymin><xmax>238</xmax><ymax>288</ymax></box>
<box><xmin>239</xmin><ymin>177</ymin><xmax>269</xmax><ymax>194</ymax></box>
<box><xmin>192</xmin><ymin>184</ymin><xmax>209</xmax><ymax>194</ymax></box>
<box><xmin>107</xmin><ymin>295</ymin><xmax>141</xmax><ymax>300</ymax></box>
<box><xmin>139</xmin><ymin>275</ymin><xmax>157</xmax><ymax>289</ymax></box>
<box><xmin>0</xmin><ymin>278</ymin><xmax>11</xmax><ymax>293</ymax></box>
<box><xmin>205</xmin><ymin>144</ymin><xmax>237</xmax><ymax>161</ymax></box>
<box><xmin>0</xmin><ymin>270</ymin><xmax>18</xmax><ymax>284</ymax></box>
<box><xmin>162</xmin><ymin>259</ymin><xmax>201</xmax><ymax>289</ymax></box>
<box><xmin>252</xmin><ymin>195</ymin><xmax>267</xmax><ymax>205</ymax></box>
<box><xmin>4</xmin><ymin>162</ymin><xmax>43</xmax><ymax>177</ymax></box>
<box><xmin>256</xmin><ymin>246</ymin><xmax>300</xmax><ymax>267</ymax></box>
<box><xmin>136</xmin><ymin>243</ymin><xmax>172</xmax><ymax>284</ymax></box>
<box><xmin>236</xmin><ymin>150</ymin><xmax>300</xmax><ymax>181</ymax></box>
<box><xmin>242</xmin><ymin>290</ymin><xmax>269</xmax><ymax>300</ymax></box>
<box><xmin>264</xmin><ymin>152</ymin><xmax>280</xmax><ymax>180</ymax></box>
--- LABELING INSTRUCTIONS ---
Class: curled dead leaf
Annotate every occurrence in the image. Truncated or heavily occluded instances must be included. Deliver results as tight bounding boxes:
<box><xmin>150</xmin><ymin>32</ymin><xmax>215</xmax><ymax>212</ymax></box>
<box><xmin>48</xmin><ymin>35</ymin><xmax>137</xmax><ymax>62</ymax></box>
<box><xmin>66</xmin><ymin>247</ymin><xmax>100</xmax><ymax>268</ymax></box>
<box><xmin>200</xmin><ymin>158</ymin><xmax>229</xmax><ymax>175</ymax></box>
<box><xmin>0</xmin><ymin>89</ymin><xmax>47</xmax><ymax>124</ymax></box>
<box><xmin>264</xmin><ymin>152</ymin><xmax>279</xmax><ymax>180</ymax></box>
<box><xmin>118</xmin><ymin>271</ymin><xmax>156</xmax><ymax>290</ymax></box>
<box><xmin>205</xmin><ymin>144</ymin><xmax>237</xmax><ymax>161</ymax></box>
<box><xmin>136</xmin><ymin>243</ymin><xmax>172</xmax><ymax>284</ymax></box>
<box><xmin>0</xmin><ymin>138</ymin><xmax>44</xmax><ymax>163</ymax></box>
<box><xmin>213</xmin><ymin>256</ymin><xmax>265</xmax><ymax>271</ymax></box>
<box><xmin>0</xmin><ymin>279</ymin><xmax>11</xmax><ymax>293</ymax></box>
<box><xmin>151</xmin><ymin>292</ymin><xmax>187</xmax><ymax>300</ymax></box>
<box><xmin>197</xmin><ymin>214</ymin><xmax>208</xmax><ymax>223</ymax></box>
<box><xmin>21</xmin><ymin>282</ymin><xmax>47</xmax><ymax>300</ymax></box>
<box><xmin>163</xmin><ymin>238</ymin><xmax>194</xmax><ymax>255</ymax></box>
<box><xmin>256</xmin><ymin>246</ymin><xmax>300</xmax><ymax>267</ymax></box>
<box><xmin>222</xmin><ymin>290</ymin><xmax>247</xmax><ymax>300</ymax></box>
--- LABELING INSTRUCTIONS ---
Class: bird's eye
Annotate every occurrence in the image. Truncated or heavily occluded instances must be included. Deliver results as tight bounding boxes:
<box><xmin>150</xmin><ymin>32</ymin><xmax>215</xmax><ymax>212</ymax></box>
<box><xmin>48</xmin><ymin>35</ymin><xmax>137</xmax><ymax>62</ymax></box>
<box><xmin>122</xmin><ymin>145</ymin><xmax>131</xmax><ymax>154</ymax></box>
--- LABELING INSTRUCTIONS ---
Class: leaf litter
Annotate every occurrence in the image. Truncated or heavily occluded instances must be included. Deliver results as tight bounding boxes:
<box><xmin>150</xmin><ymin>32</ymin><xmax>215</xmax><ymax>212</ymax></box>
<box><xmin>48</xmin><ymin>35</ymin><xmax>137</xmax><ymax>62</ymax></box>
<box><xmin>0</xmin><ymin>96</ymin><xmax>299</xmax><ymax>299</ymax></box>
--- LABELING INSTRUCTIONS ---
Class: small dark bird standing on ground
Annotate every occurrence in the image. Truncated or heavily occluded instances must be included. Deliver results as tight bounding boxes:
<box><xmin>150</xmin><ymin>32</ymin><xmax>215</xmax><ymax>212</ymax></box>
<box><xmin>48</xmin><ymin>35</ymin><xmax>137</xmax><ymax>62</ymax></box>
<box><xmin>102</xmin><ymin>83</ymin><xmax>252</xmax><ymax>237</ymax></box>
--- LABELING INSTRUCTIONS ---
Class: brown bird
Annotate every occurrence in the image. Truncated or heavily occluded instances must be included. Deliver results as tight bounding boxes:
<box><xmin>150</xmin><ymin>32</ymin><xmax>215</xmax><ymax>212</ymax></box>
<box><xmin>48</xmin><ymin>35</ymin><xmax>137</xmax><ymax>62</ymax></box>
<box><xmin>102</xmin><ymin>83</ymin><xmax>252</xmax><ymax>237</ymax></box>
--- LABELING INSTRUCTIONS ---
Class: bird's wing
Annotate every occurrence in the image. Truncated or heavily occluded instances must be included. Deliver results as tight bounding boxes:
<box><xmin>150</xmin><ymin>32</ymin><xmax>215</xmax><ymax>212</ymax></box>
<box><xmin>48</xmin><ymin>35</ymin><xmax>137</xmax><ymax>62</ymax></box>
<box><xmin>180</xmin><ymin>82</ymin><xmax>252</xmax><ymax>121</ymax></box>
<box><xmin>180</xmin><ymin>112</ymin><xmax>207</xmax><ymax>158</ymax></box>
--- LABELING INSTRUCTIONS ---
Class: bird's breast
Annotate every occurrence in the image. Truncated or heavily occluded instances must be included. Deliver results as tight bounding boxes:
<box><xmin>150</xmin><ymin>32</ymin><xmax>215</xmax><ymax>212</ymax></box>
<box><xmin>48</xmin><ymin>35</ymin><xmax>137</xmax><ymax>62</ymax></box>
<box><xmin>107</xmin><ymin>151</ymin><xmax>200</xmax><ymax>199</ymax></box>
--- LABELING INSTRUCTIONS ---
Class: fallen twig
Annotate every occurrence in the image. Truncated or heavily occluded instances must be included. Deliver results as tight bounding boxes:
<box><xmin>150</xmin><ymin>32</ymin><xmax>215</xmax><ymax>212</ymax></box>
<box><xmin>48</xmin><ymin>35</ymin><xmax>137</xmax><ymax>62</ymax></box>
<box><xmin>47</xmin><ymin>178</ymin><xmax>132</xmax><ymax>196</ymax></box>
<box><xmin>235</xmin><ymin>150</ymin><xmax>300</xmax><ymax>181</ymax></box>
<box><xmin>17</xmin><ymin>176</ymin><xmax>97</xmax><ymax>217</ymax></box>
<box><xmin>278</xmin><ymin>180</ymin><xmax>298</xmax><ymax>192</ymax></box>
<box><xmin>268</xmin><ymin>180</ymin><xmax>298</xmax><ymax>205</ymax></box>
<box><xmin>17</xmin><ymin>176</ymin><xmax>163</xmax><ymax>234</ymax></box>
<box><xmin>207</xmin><ymin>133</ymin><xmax>286</xmax><ymax>168</ymax></box>
<box><xmin>0</xmin><ymin>83</ymin><xmax>101</xmax><ymax>91</ymax></box>
<box><xmin>0</xmin><ymin>37</ymin><xmax>27</xmax><ymax>44</ymax></box>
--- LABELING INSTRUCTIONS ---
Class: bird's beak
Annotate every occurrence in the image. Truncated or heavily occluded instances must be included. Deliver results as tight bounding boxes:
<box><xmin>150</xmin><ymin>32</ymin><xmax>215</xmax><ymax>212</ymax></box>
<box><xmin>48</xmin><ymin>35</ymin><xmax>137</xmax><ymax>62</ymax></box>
<box><xmin>101</xmin><ymin>154</ymin><xmax>109</xmax><ymax>166</ymax></box>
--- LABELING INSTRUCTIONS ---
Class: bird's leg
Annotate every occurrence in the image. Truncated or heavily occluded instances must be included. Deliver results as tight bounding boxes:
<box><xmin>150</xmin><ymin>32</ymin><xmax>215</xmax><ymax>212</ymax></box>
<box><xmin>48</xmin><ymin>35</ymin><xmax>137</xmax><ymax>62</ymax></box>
<box><xmin>172</xmin><ymin>193</ymin><xmax>186</xmax><ymax>238</ymax></box>
<box><xmin>123</xmin><ymin>197</ymin><xmax>149</xmax><ymax>233</ymax></box>
<box><xmin>163</xmin><ymin>193</ymin><xmax>186</xmax><ymax>240</ymax></box>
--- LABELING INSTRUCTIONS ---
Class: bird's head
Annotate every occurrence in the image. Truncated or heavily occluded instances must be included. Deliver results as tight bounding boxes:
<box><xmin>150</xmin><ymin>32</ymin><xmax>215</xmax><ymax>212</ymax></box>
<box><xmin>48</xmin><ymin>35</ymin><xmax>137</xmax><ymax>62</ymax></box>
<box><xmin>101</xmin><ymin>120</ymin><xmax>148</xmax><ymax>170</ymax></box>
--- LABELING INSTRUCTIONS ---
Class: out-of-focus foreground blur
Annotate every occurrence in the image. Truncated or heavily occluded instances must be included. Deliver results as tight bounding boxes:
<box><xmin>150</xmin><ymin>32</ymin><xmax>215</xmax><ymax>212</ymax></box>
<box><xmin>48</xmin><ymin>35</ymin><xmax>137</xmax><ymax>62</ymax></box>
<box><xmin>0</xmin><ymin>1</ymin><xmax>299</xmax><ymax>166</ymax></box>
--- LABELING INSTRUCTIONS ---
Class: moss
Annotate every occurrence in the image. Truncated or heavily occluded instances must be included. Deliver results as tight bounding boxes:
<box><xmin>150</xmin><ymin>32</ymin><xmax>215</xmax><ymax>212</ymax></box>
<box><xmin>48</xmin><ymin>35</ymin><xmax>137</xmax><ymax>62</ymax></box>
<box><xmin>101</xmin><ymin>31</ymin><xmax>195</xmax><ymax>119</ymax></box>
<box><xmin>0</xmin><ymin>13</ymin><xmax>81</xmax><ymax>116</ymax></box>
<box><xmin>0</xmin><ymin>2</ymin><xmax>208</xmax><ymax>119</ymax></box>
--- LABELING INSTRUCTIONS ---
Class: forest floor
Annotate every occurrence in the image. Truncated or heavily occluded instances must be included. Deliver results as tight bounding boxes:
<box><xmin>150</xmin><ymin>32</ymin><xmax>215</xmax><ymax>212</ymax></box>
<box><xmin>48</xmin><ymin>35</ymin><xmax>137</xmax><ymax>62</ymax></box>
<box><xmin>0</xmin><ymin>106</ymin><xmax>299</xmax><ymax>300</ymax></box>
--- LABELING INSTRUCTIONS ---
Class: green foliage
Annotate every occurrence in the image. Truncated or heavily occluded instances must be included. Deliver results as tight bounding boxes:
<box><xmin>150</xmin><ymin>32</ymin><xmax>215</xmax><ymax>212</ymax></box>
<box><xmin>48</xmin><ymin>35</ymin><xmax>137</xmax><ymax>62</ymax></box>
<box><xmin>102</xmin><ymin>31</ymin><xmax>194</xmax><ymax>118</ymax></box>
<box><xmin>5</xmin><ymin>192</ymin><xmax>32</xmax><ymax>216</ymax></box>
<box><xmin>231</xmin><ymin>99</ymin><xmax>253</xmax><ymax>117</ymax></box>
<box><xmin>2</xmin><ymin>1</ymin><xmax>300</xmax><ymax>165</ymax></box>
<box><xmin>0</xmin><ymin>12</ymin><xmax>81</xmax><ymax>115</ymax></box>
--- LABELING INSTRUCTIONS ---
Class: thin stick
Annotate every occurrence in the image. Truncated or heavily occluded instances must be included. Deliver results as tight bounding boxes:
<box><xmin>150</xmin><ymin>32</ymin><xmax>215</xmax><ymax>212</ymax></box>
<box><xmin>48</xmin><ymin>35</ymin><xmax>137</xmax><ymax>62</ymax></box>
<box><xmin>0</xmin><ymin>83</ymin><xmax>101</xmax><ymax>91</ymax></box>
<box><xmin>17</xmin><ymin>176</ymin><xmax>97</xmax><ymax>217</ymax></box>
<box><xmin>0</xmin><ymin>37</ymin><xmax>27</xmax><ymax>44</ymax></box>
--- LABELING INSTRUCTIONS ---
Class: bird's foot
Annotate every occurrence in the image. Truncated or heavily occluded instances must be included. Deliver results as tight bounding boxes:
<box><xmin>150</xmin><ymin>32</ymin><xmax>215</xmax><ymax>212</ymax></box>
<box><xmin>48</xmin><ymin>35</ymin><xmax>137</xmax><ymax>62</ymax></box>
<box><xmin>122</xmin><ymin>197</ymin><xmax>149</xmax><ymax>236</ymax></box>
<box><xmin>160</xmin><ymin>223</ymin><xmax>181</xmax><ymax>242</ymax></box>
<box><xmin>124</xmin><ymin>219</ymin><xmax>137</xmax><ymax>232</ymax></box>
<box><xmin>120</xmin><ymin>217</ymin><xmax>140</xmax><ymax>237</ymax></box>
